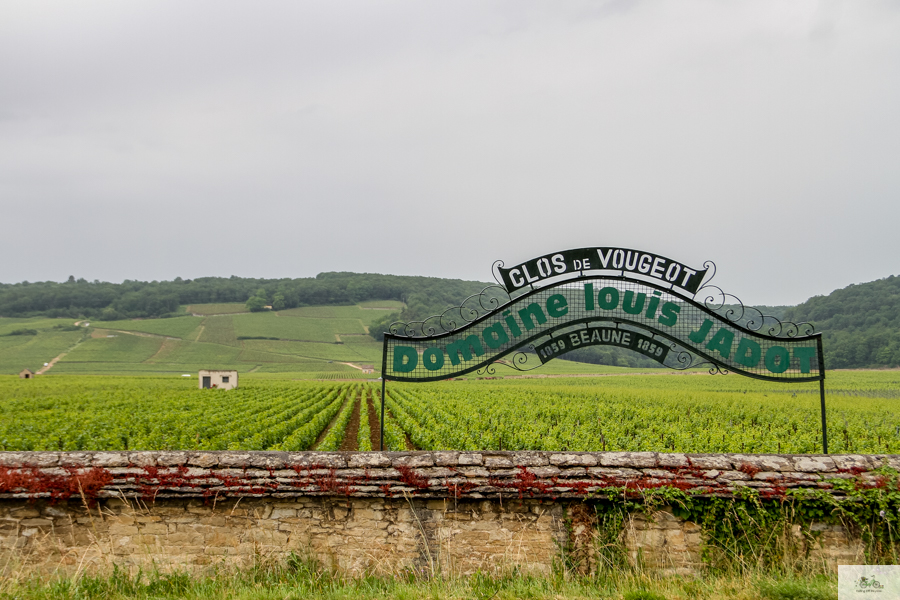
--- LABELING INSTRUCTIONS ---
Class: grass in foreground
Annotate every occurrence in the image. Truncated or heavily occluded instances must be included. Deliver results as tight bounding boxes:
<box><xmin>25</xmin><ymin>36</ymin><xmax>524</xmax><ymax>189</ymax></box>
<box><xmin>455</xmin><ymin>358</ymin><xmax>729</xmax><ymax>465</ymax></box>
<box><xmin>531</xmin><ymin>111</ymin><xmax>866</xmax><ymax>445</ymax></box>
<box><xmin>0</xmin><ymin>558</ymin><xmax>839</xmax><ymax>600</ymax></box>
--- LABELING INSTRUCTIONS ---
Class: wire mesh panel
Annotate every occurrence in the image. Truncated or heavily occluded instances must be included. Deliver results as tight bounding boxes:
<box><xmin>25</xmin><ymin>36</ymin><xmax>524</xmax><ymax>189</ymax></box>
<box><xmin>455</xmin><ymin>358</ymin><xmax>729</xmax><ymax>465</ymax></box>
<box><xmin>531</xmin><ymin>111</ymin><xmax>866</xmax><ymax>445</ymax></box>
<box><xmin>382</xmin><ymin>278</ymin><xmax>822</xmax><ymax>383</ymax></box>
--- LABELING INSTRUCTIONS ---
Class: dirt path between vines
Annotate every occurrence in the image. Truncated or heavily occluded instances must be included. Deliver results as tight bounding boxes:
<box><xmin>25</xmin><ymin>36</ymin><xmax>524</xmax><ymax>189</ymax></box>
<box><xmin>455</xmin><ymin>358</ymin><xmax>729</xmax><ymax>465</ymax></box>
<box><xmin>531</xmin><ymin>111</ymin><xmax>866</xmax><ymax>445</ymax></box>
<box><xmin>400</xmin><ymin>418</ymin><xmax>416</xmax><ymax>450</ymax></box>
<box><xmin>339</xmin><ymin>389</ymin><xmax>362</xmax><ymax>451</ymax></box>
<box><xmin>36</xmin><ymin>353</ymin><xmax>65</xmax><ymax>375</ymax></box>
<box><xmin>367</xmin><ymin>388</ymin><xmax>416</xmax><ymax>451</ymax></box>
<box><xmin>312</xmin><ymin>390</ymin><xmax>354</xmax><ymax>450</ymax></box>
<box><xmin>366</xmin><ymin>390</ymin><xmax>381</xmax><ymax>451</ymax></box>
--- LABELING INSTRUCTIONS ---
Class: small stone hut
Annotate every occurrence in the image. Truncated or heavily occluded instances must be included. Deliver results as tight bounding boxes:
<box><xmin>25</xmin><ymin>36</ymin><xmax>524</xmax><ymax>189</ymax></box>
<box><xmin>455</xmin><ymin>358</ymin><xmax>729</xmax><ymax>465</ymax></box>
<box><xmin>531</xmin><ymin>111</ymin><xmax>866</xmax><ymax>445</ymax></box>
<box><xmin>19</xmin><ymin>369</ymin><xmax>34</xmax><ymax>379</ymax></box>
<box><xmin>198</xmin><ymin>369</ymin><xmax>238</xmax><ymax>390</ymax></box>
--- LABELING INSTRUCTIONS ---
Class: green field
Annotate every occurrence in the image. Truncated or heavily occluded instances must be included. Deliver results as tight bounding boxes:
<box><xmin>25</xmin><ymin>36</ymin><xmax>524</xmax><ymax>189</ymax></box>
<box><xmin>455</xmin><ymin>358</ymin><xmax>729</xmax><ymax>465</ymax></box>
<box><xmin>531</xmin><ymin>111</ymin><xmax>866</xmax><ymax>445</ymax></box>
<box><xmin>149</xmin><ymin>340</ymin><xmax>243</xmax><ymax>364</ymax></box>
<box><xmin>0</xmin><ymin>301</ymin><xmax>407</xmax><ymax>377</ymax></box>
<box><xmin>186</xmin><ymin>303</ymin><xmax>249</xmax><ymax>315</ymax></box>
<box><xmin>232</xmin><ymin>312</ymin><xmax>367</xmax><ymax>341</ymax></box>
<box><xmin>58</xmin><ymin>334</ymin><xmax>163</xmax><ymax>364</ymax></box>
<box><xmin>0</xmin><ymin>331</ymin><xmax>84</xmax><ymax>374</ymax></box>
<box><xmin>385</xmin><ymin>371</ymin><xmax>900</xmax><ymax>454</ymax></box>
<box><xmin>241</xmin><ymin>339</ymin><xmax>381</xmax><ymax>361</ymax></box>
<box><xmin>277</xmin><ymin>304</ymin><xmax>398</xmax><ymax>327</ymax></box>
<box><xmin>1</xmin><ymin>370</ymin><xmax>897</xmax><ymax>454</ymax></box>
<box><xmin>0</xmin><ymin>318</ymin><xmax>77</xmax><ymax>335</ymax></box>
<box><xmin>358</xmin><ymin>299</ymin><xmax>406</xmax><ymax>310</ymax></box>
<box><xmin>196</xmin><ymin>315</ymin><xmax>239</xmax><ymax>346</ymax></box>
<box><xmin>95</xmin><ymin>316</ymin><xmax>203</xmax><ymax>338</ymax></box>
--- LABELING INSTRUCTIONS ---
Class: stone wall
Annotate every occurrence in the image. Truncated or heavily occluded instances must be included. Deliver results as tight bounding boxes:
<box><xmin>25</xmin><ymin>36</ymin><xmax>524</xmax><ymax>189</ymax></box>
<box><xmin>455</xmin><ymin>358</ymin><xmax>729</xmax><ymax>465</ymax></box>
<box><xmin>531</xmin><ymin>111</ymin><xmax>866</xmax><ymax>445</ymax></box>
<box><xmin>1</xmin><ymin>496</ymin><xmax>566</xmax><ymax>576</ymax></box>
<box><xmin>1</xmin><ymin>451</ymin><xmax>894</xmax><ymax>575</ymax></box>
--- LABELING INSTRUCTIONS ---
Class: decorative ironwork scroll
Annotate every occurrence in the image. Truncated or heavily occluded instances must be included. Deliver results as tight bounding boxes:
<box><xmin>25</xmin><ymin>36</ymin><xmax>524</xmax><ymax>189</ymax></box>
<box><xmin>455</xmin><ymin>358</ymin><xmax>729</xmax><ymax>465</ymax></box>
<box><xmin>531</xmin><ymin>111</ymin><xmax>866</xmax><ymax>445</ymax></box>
<box><xmin>382</xmin><ymin>248</ymin><xmax>824</xmax><ymax>384</ymax></box>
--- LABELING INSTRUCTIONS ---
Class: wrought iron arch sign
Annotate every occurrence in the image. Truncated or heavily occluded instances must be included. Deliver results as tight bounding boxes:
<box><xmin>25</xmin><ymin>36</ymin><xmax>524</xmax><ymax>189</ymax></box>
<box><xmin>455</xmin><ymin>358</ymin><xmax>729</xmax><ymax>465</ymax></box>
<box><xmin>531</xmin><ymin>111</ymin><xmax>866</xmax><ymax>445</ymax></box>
<box><xmin>379</xmin><ymin>248</ymin><xmax>828</xmax><ymax>453</ymax></box>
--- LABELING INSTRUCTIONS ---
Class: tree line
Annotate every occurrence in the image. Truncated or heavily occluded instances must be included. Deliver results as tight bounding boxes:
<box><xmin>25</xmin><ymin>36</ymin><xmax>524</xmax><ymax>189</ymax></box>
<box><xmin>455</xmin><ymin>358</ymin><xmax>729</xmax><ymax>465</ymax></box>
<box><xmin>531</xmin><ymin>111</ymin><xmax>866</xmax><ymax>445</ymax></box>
<box><xmin>0</xmin><ymin>273</ymin><xmax>488</xmax><ymax>322</ymax></box>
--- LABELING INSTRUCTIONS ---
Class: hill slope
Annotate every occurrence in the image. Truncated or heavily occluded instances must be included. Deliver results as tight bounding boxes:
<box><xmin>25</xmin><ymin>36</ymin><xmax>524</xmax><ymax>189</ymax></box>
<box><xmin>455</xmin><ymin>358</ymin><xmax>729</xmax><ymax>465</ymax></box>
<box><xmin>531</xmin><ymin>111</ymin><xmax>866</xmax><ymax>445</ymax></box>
<box><xmin>0</xmin><ymin>302</ymin><xmax>396</xmax><ymax>377</ymax></box>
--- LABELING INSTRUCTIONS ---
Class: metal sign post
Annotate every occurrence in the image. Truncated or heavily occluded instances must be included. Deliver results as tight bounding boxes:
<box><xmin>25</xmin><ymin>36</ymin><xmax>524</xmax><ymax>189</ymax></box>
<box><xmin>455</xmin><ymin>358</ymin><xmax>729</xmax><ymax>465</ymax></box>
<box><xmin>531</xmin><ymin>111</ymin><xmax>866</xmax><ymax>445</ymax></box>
<box><xmin>817</xmin><ymin>336</ymin><xmax>828</xmax><ymax>454</ymax></box>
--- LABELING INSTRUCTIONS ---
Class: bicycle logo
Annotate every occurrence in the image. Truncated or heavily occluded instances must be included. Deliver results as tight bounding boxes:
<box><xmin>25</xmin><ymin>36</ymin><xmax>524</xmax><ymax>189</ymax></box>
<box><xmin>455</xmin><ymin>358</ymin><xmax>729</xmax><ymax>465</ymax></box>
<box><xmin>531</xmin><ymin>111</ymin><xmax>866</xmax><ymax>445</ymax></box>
<box><xmin>856</xmin><ymin>576</ymin><xmax>884</xmax><ymax>591</ymax></box>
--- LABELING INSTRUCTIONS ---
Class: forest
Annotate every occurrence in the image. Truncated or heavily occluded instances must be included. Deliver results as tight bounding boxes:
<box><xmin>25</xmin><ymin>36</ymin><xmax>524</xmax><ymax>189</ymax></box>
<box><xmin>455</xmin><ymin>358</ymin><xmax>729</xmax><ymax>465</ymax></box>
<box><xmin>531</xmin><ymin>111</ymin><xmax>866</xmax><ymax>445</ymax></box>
<box><xmin>0</xmin><ymin>273</ymin><xmax>487</xmax><ymax>322</ymax></box>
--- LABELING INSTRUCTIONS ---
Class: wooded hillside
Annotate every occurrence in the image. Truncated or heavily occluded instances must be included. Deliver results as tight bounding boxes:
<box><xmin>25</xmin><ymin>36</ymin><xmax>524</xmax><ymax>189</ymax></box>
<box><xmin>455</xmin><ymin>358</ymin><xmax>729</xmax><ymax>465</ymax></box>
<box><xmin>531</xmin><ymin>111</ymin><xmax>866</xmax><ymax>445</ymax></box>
<box><xmin>784</xmin><ymin>275</ymin><xmax>900</xmax><ymax>369</ymax></box>
<box><xmin>0</xmin><ymin>273</ymin><xmax>489</xmax><ymax>321</ymax></box>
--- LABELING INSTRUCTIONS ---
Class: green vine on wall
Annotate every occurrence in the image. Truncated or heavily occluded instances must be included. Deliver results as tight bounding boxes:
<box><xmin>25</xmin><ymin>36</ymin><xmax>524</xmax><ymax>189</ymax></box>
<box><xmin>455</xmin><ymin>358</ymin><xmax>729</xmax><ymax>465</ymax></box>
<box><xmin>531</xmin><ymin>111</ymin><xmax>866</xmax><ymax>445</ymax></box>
<box><xmin>584</xmin><ymin>467</ymin><xmax>900</xmax><ymax>574</ymax></box>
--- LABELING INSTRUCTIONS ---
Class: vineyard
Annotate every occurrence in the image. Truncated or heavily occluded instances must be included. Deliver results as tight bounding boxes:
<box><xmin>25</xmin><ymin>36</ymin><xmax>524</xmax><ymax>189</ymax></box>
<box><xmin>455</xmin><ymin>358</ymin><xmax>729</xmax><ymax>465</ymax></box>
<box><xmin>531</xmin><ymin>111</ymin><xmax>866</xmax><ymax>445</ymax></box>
<box><xmin>0</xmin><ymin>301</ymin><xmax>392</xmax><ymax>377</ymax></box>
<box><xmin>1</xmin><ymin>371</ymin><xmax>898</xmax><ymax>454</ymax></box>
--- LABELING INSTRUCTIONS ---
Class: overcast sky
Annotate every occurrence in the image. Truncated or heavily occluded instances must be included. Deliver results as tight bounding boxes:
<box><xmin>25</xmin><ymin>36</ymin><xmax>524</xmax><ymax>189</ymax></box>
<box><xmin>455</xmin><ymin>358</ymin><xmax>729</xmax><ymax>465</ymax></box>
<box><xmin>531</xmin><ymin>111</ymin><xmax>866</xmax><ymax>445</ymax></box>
<box><xmin>2</xmin><ymin>1</ymin><xmax>898</xmax><ymax>306</ymax></box>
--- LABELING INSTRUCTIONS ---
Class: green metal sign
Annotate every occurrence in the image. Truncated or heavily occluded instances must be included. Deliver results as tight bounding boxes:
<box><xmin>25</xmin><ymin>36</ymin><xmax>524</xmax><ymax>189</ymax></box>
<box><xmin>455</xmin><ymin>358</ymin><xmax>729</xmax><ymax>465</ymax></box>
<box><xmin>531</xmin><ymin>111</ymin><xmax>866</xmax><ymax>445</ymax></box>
<box><xmin>379</xmin><ymin>247</ymin><xmax>828</xmax><ymax>451</ymax></box>
<box><xmin>383</xmin><ymin>279</ymin><xmax>822</xmax><ymax>382</ymax></box>
<box><xmin>383</xmin><ymin>250</ymin><xmax>822</xmax><ymax>383</ymax></box>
